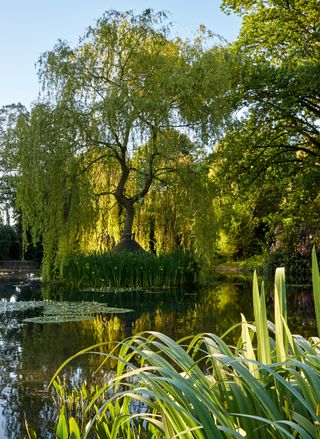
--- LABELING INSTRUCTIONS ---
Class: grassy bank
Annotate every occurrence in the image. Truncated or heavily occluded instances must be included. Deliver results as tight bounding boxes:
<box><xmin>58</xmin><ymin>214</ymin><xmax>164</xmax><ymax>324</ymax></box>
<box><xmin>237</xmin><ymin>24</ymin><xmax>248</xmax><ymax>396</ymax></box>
<box><xmin>213</xmin><ymin>254</ymin><xmax>265</xmax><ymax>274</ymax></box>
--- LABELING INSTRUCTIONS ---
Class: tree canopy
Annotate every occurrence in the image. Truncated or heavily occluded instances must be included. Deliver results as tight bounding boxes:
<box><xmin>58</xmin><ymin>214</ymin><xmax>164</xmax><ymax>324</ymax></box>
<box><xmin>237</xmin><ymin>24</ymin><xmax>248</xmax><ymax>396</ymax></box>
<box><xmin>5</xmin><ymin>10</ymin><xmax>239</xmax><ymax>276</ymax></box>
<box><xmin>220</xmin><ymin>0</ymin><xmax>320</xmax><ymax>171</ymax></box>
<box><xmin>213</xmin><ymin>0</ymin><xmax>320</xmax><ymax>258</ymax></box>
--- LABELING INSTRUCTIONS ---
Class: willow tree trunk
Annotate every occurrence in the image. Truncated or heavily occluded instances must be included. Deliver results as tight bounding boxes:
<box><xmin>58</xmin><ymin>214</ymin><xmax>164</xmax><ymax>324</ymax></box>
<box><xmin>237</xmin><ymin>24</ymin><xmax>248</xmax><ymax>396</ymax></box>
<box><xmin>112</xmin><ymin>159</ymin><xmax>149</xmax><ymax>252</ymax></box>
<box><xmin>123</xmin><ymin>202</ymin><xmax>134</xmax><ymax>239</ymax></box>
<box><xmin>112</xmin><ymin>199</ymin><xmax>145</xmax><ymax>252</ymax></box>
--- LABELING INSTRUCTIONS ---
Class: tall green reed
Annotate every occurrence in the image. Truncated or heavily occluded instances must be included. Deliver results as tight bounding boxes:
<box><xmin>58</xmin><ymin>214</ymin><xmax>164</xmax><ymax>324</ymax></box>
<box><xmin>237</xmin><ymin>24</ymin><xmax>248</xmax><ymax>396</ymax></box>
<box><xmin>61</xmin><ymin>250</ymin><xmax>197</xmax><ymax>289</ymax></box>
<box><xmin>312</xmin><ymin>246</ymin><xmax>320</xmax><ymax>336</ymax></box>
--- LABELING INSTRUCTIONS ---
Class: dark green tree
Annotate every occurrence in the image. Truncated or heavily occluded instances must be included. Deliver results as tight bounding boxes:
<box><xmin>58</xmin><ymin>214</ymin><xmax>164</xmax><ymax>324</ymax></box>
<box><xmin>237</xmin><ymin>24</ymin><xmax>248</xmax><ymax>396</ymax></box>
<box><xmin>0</xmin><ymin>104</ymin><xmax>27</xmax><ymax>225</ymax></box>
<box><xmin>214</xmin><ymin>0</ymin><xmax>320</xmax><ymax>256</ymax></box>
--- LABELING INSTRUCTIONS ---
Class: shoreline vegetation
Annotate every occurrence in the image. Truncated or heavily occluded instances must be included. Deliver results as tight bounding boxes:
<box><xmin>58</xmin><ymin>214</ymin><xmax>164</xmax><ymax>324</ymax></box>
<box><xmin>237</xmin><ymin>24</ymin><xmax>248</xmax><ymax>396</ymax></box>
<box><xmin>60</xmin><ymin>250</ymin><xmax>199</xmax><ymax>290</ymax></box>
<box><xmin>23</xmin><ymin>248</ymin><xmax>320</xmax><ymax>438</ymax></box>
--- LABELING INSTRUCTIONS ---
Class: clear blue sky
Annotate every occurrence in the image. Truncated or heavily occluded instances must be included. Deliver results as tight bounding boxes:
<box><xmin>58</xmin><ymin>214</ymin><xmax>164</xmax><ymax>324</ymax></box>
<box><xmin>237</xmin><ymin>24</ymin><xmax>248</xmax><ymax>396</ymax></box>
<box><xmin>0</xmin><ymin>1</ymin><xmax>241</xmax><ymax>109</ymax></box>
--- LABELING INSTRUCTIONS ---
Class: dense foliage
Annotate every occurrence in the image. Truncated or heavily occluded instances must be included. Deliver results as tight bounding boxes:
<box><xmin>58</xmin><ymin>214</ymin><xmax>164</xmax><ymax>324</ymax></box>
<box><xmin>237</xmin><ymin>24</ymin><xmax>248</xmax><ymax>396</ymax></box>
<box><xmin>0</xmin><ymin>224</ymin><xmax>19</xmax><ymax>260</ymax></box>
<box><xmin>2</xmin><ymin>11</ymin><xmax>239</xmax><ymax>278</ymax></box>
<box><xmin>213</xmin><ymin>0</ymin><xmax>320</xmax><ymax>263</ymax></box>
<box><xmin>0</xmin><ymin>104</ymin><xmax>25</xmax><ymax>225</ymax></box>
<box><xmin>61</xmin><ymin>250</ymin><xmax>198</xmax><ymax>289</ymax></box>
<box><xmin>0</xmin><ymin>2</ymin><xmax>319</xmax><ymax>275</ymax></box>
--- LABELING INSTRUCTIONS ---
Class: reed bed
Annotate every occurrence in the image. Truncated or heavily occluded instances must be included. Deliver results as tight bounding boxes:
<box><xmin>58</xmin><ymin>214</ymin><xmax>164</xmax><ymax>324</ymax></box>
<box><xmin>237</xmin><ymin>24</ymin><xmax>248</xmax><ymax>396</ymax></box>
<box><xmin>61</xmin><ymin>250</ymin><xmax>198</xmax><ymax>289</ymax></box>
<box><xmin>26</xmin><ymin>248</ymin><xmax>320</xmax><ymax>438</ymax></box>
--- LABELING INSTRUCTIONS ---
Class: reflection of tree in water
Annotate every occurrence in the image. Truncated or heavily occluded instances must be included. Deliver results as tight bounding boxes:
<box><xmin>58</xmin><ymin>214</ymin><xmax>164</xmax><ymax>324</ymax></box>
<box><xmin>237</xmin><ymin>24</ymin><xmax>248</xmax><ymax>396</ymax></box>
<box><xmin>0</xmin><ymin>311</ymin><xmax>58</xmax><ymax>439</ymax></box>
<box><xmin>132</xmin><ymin>282</ymin><xmax>254</xmax><ymax>343</ymax></box>
<box><xmin>0</xmin><ymin>312</ymin><xmax>24</xmax><ymax>439</ymax></box>
<box><xmin>1</xmin><ymin>277</ymin><xmax>316</xmax><ymax>438</ymax></box>
<box><xmin>0</xmin><ymin>309</ymin><xmax>127</xmax><ymax>438</ymax></box>
<box><xmin>261</xmin><ymin>277</ymin><xmax>316</xmax><ymax>338</ymax></box>
<box><xmin>181</xmin><ymin>283</ymin><xmax>254</xmax><ymax>343</ymax></box>
<box><xmin>82</xmin><ymin>316</ymin><xmax>126</xmax><ymax>369</ymax></box>
<box><xmin>286</xmin><ymin>286</ymin><xmax>317</xmax><ymax>338</ymax></box>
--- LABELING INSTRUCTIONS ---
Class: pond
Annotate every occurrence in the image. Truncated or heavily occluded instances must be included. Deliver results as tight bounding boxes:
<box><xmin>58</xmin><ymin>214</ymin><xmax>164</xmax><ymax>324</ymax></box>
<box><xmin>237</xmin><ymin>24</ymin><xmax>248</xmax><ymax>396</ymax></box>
<box><xmin>0</xmin><ymin>272</ymin><xmax>317</xmax><ymax>438</ymax></box>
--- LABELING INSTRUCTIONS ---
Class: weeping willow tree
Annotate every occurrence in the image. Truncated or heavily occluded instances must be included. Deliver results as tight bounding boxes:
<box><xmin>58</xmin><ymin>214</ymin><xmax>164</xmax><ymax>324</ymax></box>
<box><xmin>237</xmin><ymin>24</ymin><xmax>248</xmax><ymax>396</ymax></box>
<box><xmin>13</xmin><ymin>104</ymin><xmax>96</xmax><ymax>277</ymax></box>
<box><xmin>134</xmin><ymin>147</ymin><xmax>217</xmax><ymax>264</ymax></box>
<box><xmin>11</xmin><ymin>10</ymin><xmax>239</xmax><ymax>278</ymax></box>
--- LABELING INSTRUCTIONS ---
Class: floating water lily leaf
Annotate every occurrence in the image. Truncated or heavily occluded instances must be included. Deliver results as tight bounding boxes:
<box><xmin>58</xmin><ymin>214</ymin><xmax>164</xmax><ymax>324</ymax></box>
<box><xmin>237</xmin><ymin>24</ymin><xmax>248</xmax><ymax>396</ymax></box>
<box><xmin>0</xmin><ymin>299</ymin><xmax>133</xmax><ymax>323</ymax></box>
<box><xmin>41</xmin><ymin>302</ymin><xmax>133</xmax><ymax>316</ymax></box>
<box><xmin>23</xmin><ymin>315</ymin><xmax>96</xmax><ymax>324</ymax></box>
<box><xmin>0</xmin><ymin>301</ymin><xmax>45</xmax><ymax>314</ymax></box>
<box><xmin>80</xmin><ymin>287</ymin><xmax>145</xmax><ymax>293</ymax></box>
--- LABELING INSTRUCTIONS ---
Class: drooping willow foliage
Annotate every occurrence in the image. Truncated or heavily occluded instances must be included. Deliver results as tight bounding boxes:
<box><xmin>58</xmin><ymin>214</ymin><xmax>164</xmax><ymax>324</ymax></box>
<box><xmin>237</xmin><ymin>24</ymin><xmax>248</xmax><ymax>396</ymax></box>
<box><xmin>135</xmin><ymin>161</ymin><xmax>217</xmax><ymax>264</ymax></box>
<box><xmin>15</xmin><ymin>105</ymin><xmax>97</xmax><ymax>279</ymax></box>
<box><xmin>10</xmin><ymin>11</ymin><xmax>240</xmax><ymax>280</ymax></box>
<box><xmin>13</xmin><ymin>104</ymin><xmax>217</xmax><ymax>280</ymax></box>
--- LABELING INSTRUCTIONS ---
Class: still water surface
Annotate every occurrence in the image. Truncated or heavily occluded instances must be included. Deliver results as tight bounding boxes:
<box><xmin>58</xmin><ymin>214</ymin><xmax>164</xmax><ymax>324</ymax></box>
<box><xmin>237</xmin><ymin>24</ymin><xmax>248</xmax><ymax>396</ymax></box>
<box><xmin>0</xmin><ymin>273</ymin><xmax>316</xmax><ymax>438</ymax></box>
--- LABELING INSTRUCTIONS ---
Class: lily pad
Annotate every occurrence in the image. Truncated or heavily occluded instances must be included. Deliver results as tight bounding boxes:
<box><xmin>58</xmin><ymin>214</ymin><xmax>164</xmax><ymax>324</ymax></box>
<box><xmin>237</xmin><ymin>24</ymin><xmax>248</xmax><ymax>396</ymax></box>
<box><xmin>79</xmin><ymin>287</ymin><xmax>145</xmax><ymax>293</ymax></box>
<box><xmin>0</xmin><ymin>299</ymin><xmax>133</xmax><ymax>323</ymax></box>
<box><xmin>41</xmin><ymin>301</ymin><xmax>133</xmax><ymax>316</ymax></box>
<box><xmin>0</xmin><ymin>301</ymin><xmax>45</xmax><ymax>314</ymax></box>
<box><xmin>23</xmin><ymin>315</ymin><xmax>96</xmax><ymax>324</ymax></box>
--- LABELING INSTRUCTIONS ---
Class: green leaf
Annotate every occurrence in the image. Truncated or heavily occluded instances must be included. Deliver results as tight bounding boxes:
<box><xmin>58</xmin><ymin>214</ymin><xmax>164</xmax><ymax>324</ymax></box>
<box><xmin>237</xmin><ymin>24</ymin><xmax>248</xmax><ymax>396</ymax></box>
<box><xmin>241</xmin><ymin>313</ymin><xmax>259</xmax><ymax>379</ymax></box>
<box><xmin>312</xmin><ymin>246</ymin><xmax>320</xmax><ymax>337</ymax></box>
<box><xmin>24</xmin><ymin>419</ymin><xmax>38</xmax><ymax>439</ymax></box>
<box><xmin>252</xmin><ymin>273</ymin><xmax>271</xmax><ymax>364</ymax></box>
<box><xmin>274</xmin><ymin>267</ymin><xmax>287</xmax><ymax>362</ymax></box>
<box><xmin>69</xmin><ymin>417</ymin><xmax>81</xmax><ymax>439</ymax></box>
<box><xmin>56</xmin><ymin>406</ymin><xmax>68</xmax><ymax>439</ymax></box>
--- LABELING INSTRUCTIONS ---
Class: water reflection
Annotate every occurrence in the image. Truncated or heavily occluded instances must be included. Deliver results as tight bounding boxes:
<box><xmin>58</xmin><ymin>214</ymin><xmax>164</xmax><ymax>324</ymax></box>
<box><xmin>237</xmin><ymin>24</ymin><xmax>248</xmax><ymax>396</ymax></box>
<box><xmin>0</xmin><ymin>275</ymin><xmax>317</xmax><ymax>438</ymax></box>
<box><xmin>286</xmin><ymin>285</ymin><xmax>317</xmax><ymax>337</ymax></box>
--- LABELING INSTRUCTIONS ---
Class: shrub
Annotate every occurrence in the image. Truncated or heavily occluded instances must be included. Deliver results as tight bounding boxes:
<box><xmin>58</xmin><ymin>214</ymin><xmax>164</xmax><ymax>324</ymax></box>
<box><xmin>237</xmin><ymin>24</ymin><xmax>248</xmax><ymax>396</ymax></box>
<box><xmin>0</xmin><ymin>224</ymin><xmax>20</xmax><ymax>260</ymax></box>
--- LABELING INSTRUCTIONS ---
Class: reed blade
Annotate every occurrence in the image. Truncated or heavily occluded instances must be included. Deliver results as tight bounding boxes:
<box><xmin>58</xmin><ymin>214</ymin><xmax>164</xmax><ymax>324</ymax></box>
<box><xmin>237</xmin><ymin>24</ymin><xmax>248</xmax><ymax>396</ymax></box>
<box><xmin>274</xmin><ymin>267</ymin><xmax>287</xmax><ymax>362</ymax></box>
<box><xmin>312</xmin><ymin>246</ymin><xmax>320</xmax><ymax>337</ymax></box>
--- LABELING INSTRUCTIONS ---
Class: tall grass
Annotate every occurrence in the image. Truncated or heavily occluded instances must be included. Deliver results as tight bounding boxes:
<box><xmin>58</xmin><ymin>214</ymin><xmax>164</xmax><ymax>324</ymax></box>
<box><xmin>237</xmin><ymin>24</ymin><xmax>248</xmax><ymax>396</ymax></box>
<box><xmin>60</xmin><ymin>250</ymin><xmax>198</xmax><ymax>289</ymax></box>
<box><xmin>27</xmin><ymin>248</ymin><xmax>320</xmax><ymax>438</ymax></box>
